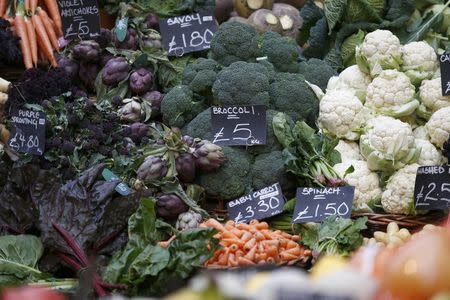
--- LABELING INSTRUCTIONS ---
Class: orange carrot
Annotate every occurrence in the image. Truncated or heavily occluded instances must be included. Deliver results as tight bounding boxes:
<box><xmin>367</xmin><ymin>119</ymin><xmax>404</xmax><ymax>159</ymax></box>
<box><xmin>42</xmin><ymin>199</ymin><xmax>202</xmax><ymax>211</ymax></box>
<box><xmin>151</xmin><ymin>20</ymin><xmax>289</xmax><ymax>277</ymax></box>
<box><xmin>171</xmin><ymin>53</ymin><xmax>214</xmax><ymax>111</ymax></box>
<box><xmin>43</xmin><ymin>0</ymin><xmax>62</xmax><ymax>36</ymax></box>
<box><xmin>240</xmin><ymin>231</ymin><xmax>252</xmax><ymax>243</ymax></box>
<box><xmin>230</xmin><ymin>228</ymin><xmax>243</xmax><ymax>238</ymax></box>
<box><xmin>204</xmin><ymin>219</ymin><xmax>226</xmax><ymax>232</ymax></box>
<box><xmin>244</xmin><ymin>238</ymin><xmax>256</xmax><ymax>251</ymax></box>
<box><xmin>24</xmin><ymin>17</ymin><xmax>37</xmax><ymax>67</ymax></box>
<box><xmin>32</xmin><ymin>13</ymin><xmax>57</xmax><ymax>66</ymax></box>
<box><xmin>282</xmin><ymin>247</ymin><xmax>301</xmax><ymax>256</ymax></box>
<box><xmin>0</xmin><ymin>0</ymin><xmax>6</xmax><ymax>16</ymax></box>
<box><xmin>30</xmin><ymin>0</ymin><xmax>37</xmax><ymax>14</ymax></box>
<box><xmin>249</xmin><ymin>219</ymin><xmax>259</xmax><ymax>226</ymax></box>
<box><xmin>244</xmin><ymin>245</ymin><xmax>257</xmax><ymax>261</ymax></box>
<box><xmin>221</xmin><ymin>238</ymin><xmax>244</xmax><ymax>248</ymax></box>
<box><xmin>15</xmin><ymin>13</ymin><xmax>33</xmax><ymax>69</ymax></box>
<box><xmin>280</xmin><ymin>252</ymin><xmax>298</xmax><ymax>261</ymax></box>
<box><xmin>221</xmin><ymin>231</ymin><xmax>239</xmax><ymax>240</ymax></box>
<box><xmin>255</xmin><ymin>253</ymin><xmax>268</xmax><ymax>262</ymax></box>
<box><xmin>254</xmin><ymin>231</ymin><xmax>266</xmax><ymax>241</ymax></box>
<box><xmin>236</xmin><ymin>223</ymin><xmax>251</xmax><ymax>231</ymax></box>
<box><xmin>228</xmin><ymin>253</ymin><xmax>238</xmax><ymax>267</ymax></box>
<box><xmin>24</xmin><ymin>0</ymin><xmax>29</xmax><ymax>11</ymax></box>
<box><xmin>255</xmin><ymin>222</ymin><xmax>269</xmax><ymax>230</ymax></box>
<box><xmin>224</xmin><ymin>220</ymin><xmax>235</xmax><ymax>230</ymax></box>
<box><xmin>37</xmin><ymin>7</ymin><xmax>59</xmax><ymax>51</ymax></box>
<box><xmin>237</xmin><ymin>257</ymin><xmax>255</xmax><ymax>266</ymax></box>
<box><xmin>286</xmin><ymin>240</ymin><xmax>298</xmax><ymax>249</ymax></box>
<box><xmin>266</xmin><ymin>257</ymin><xmax>275</xmax><ymax>264</ymax></box>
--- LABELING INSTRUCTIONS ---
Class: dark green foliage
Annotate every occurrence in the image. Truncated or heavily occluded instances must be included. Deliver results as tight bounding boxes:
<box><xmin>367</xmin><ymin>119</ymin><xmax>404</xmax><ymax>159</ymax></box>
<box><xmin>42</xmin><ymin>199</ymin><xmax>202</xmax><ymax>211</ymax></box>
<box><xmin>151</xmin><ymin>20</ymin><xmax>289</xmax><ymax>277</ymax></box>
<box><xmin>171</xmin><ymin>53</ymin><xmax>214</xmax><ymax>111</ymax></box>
<box><xmin>251</xmin><ymin>151</ymin><xmax>295</xmax><ymax>192</ymax></box>
<box><xmin>299</xmin><ymin>58</ymin><xmax>338</xmax><ymax>91</ymax></box>
<box><xmin>259</xmin><ymin>31</ymin><xmax>300</xmax><ymax>73</ymax></box>
<box><xmin>182</xmin><ymin>108</ymin><xmax>213</xmax><ymax>141</ymax></box>
<box><xmin>182</xmin><ymin>58</ymin><xmax>222</xmax><ymax>97</ymax></box>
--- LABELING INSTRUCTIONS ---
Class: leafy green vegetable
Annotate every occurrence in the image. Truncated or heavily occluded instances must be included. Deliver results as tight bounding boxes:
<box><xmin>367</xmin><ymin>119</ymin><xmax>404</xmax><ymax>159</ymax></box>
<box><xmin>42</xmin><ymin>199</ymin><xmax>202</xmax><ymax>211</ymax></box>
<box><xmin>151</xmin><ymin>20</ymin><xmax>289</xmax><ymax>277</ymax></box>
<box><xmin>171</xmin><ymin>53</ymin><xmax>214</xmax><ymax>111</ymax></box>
<box><xmin>0</xmin><ymin>235</ymin><xmax>50</xmax><ymax>286</ymax></box>
<box><xmin>300</xmin><ymin>216</ymin><xmax>368</xmax><ymax>257</ymax></box>
<box><xmin>340</xmin><ymin>30</ymin><xmax>365</xmax><ymax>67</ymax></box>
<box><xmin>103</xmin><ymin>198</ymin><xmax>218</xmax><ymax>297</ymax></box>
<box><xmin>324</xmin><ymin>0</ymin><xmax>348</xmax><ymax>33</ymax></box>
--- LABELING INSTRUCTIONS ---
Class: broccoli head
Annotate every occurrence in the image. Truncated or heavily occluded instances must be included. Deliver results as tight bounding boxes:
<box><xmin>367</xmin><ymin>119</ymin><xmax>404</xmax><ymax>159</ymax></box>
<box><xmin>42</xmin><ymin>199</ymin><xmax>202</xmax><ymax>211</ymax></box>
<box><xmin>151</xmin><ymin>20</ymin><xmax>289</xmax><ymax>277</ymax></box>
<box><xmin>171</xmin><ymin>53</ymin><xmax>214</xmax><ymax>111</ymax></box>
<box><xmin>251</xmin><ymin>151</ymin><xmax>296</xmax><ymax>193</ymax></box>
<box><xmin>182</xmin><ymin>58</ymin><xmax>222</xmax><ymax>98</ymax></box>
<box><xmin>197</xmin><ymin>146</ymin><xmax>252</xmax><ymax>201</ymax></box>
<box><xmin>299</xmin><ymin>58</ymin><xmax>338</xmax><ymax>91</ymax></box>
<box><xmin>182</xmin><ymin>108</ymin><xmax>213</xmax><ymax>141</ymax></box>
<box><xmin>209</xmin><ymin>21</ymin><xmax>260</xmax><ymax>66</ymax></box>
<box><xmin>269</xmin><ymin>72</ymin><xmax>319</xmax><ymax>126</ymax></box>
<box><xmin>212</xmin><ymin>61</ymin><xmax>271</xmax><ymax>107</ymax></box>
<box><xmin>259</xmin><ymin>31</ymin><xmax>300</xmax><ymax>73</ymax></box>
<box><xmin>160</xmin><ymin>85</ymin><xmax>207</xmax><ymax>128</ymax></box>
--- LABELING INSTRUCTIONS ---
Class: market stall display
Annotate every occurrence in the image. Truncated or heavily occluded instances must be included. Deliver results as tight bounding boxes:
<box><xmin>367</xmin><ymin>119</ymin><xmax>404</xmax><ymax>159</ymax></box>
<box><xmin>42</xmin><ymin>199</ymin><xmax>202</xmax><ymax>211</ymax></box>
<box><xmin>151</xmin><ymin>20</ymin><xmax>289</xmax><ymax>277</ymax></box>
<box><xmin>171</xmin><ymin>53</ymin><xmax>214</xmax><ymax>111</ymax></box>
<box><xmin>0</xmin><ymin>0</ymin><xmax>450</xmax><ymax>299</ymax></box>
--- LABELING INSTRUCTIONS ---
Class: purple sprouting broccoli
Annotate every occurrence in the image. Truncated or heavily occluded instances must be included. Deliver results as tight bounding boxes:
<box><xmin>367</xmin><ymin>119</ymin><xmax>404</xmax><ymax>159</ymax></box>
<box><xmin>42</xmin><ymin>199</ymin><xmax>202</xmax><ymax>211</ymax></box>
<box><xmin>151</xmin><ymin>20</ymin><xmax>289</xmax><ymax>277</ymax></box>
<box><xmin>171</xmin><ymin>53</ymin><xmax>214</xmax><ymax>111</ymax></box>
<box><xmin>79</xmin><ymin>62</ymin><xmax>99</xmax><ymax>92</ymax></box>
<box><xmin>129</xmin><ymin>68</ymin><xmax>154</xmax><ymax>95</ymax></box>
<box><xmin>102</xmin><ymin>57</ymin><xmax>131</xmax><ymax>86</ymax></box>
<box><xmin>57</xmin><ymin>56</ymin><xmax>79</xmax><ymax>81</ymax></box>
<box><xmin>175</xmin><ymin>153</ymin><xmax>196</xmax><ymax>183</ymax></box>
<box><xmin>156</xmin><ymin>193</ymin><xmax>189</xmax><ymax>219</ymax></box>
<box><xmin>72</xmin><ymin>40</ymin><xmax>101</xmax><ymax>62</ymax></box>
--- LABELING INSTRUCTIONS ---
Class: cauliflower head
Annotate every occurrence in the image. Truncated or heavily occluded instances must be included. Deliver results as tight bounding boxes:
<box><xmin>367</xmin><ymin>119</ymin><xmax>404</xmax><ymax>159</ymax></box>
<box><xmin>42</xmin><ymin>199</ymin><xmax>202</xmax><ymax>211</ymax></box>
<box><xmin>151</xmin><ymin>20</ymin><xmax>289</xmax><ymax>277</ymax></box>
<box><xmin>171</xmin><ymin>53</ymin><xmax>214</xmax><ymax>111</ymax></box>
<box><xmin>425</xmin><ymin>106</ymin><xmax>450</xmax><ymax>149</ymax></box>
<box><xmin>413</xmin><ymin>126</ymin><xmax>429</xmax><ymax>140</ymax></box>
<box><xmin>381</xmin><ymin>164</ymin><xmax>420</xmax><ymax>215</ymax></box>
<box><xmin>360</xmin><ymin>116</ymin><xmax>421</xmax><ymax>171</ymax></box>
<box><xmin>327</xmin><ymin>65</ymin><xmax>371</xmax><ymax>102</ymax></box>
<box><xmin>365</xmin><ymin>70</ymin><xmax>419</xmax><ymax>118</ymax></box>
<box><xmin>355</xmin><ymin>30</ymin><xmax>402</xmax><ymax>77</ymax></box>
<box><xmin>417</xmin><ymin>78</ymin><xmax>450</xmax><ymax>120</ymax></box>
<box><xmin>333</xmin><ymin>160</ymin><xmax>382</xmax><ymax>212</ymax></box>
<box><xmin>415</xmin><ymin>138</ymin><xmax>447</xmax><ymax>166</ymax></box>
<box><xmin>318</xmin><ymin>89</ymin><xmax>370</xmax><ymax>140</ymax></box>
<box><xmin>401</xmin><ymin>41</ymin><xmax>438</xmax><ymax>86</ymax></box>
<box><xmin>334</xmin><ymin>140</ymin><xmax>363</xmax><ymax>162</ymax></box>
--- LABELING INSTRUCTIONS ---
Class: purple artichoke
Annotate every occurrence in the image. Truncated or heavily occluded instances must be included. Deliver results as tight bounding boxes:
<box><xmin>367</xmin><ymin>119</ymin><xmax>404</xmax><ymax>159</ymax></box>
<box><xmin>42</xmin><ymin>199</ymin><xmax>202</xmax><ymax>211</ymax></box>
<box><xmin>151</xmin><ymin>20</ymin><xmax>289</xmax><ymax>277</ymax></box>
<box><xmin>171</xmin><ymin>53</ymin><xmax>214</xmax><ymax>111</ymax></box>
<box><xmin>102</xmin><ymin>57</ymin><xmax>131</xmax><ymax>86</ymax></box>
<box><xmin>79</xmin><ymin>62</ymin><xmax>99</xmax><ymax>92</ymax></box>
<box><xmin>141</xmin><ymin>90</ymin><xmax>163</xmax><ymax>117</ymax></box>
<box><xmin>114</xmin><ymin>28</ymin><xmax>138</xmax><ymax>50</ymax></box>
<box><xmin>129</xmin><ymin>68</ymin><xmax>154</xmax><ymax>95</ymax></box>
<box><xmin>72</xmin><ymin>40</ymin><xmax>101</xmax><ymax>62</ymax></box>
<box><xmin>57</xmin><ymin>56</ymin><xmax>79</xmax><ymax>81</ymax></box>
<box><xmin>100</xmin><ymin>52</ymin><xmax>114</xmax><ymax>67</ymax></box>
<box><xmin>194</xmin><ymin>140</ymin><xmax>226</xmax><ymax>171</ymax></box>
<box><xmin>156</xmin><ymin>193</ymin><xmax>189</xmax><ymax>219</ymax></box>
<box><xmin>136</xmin><ymin>155</ymin><xmax>168</xmax><ymax>182</ymax></box>
<box><xmin>182</xmin><ymin>135</ymin><xmax>196</xmax><ymax>147</ymax></box>
<box><xmin>123</xmin><ymin>122</ymin><xmax>149</xmax><ymax>143</ymax></box>
<box><xmin>145</xmin><ymin>14</ymin><xmax>160</xmax><ymax>29</ymax></box>
<box><xmin>142</xmin><ymin>33</ymin><xmax>162</xmax><ymax>50</ymax></box>
<box><xmin>175</xmin><ymin>153</ymin><xmax>196</xmax><ymax>183</ymax></box>
<box><xmin>94</xmin><ymin>28</ymin><xmax>113</xmax><ymax>49</ymax></box>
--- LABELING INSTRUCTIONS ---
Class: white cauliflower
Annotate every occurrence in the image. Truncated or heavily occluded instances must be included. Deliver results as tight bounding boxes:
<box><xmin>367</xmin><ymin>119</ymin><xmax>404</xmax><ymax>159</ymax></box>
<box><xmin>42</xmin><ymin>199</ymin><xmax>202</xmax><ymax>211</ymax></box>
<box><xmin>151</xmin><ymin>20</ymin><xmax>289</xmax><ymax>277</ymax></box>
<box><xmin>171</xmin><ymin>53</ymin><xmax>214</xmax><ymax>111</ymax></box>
<box><xmin>413</xmin><ymin>126</ymin><xmax>429</xmax><ymax>140</ymax></box>
<box><xmin>318</xmin><ymin>89</ymin><xmax>370</xmax><ymax>140</ymax></box>
<box><xmin>417</xmin><ymin>78</ymin><xmax>450</xmax><ymax>119</ymax></box>
<box><xmin>326</xmin><ymin>65</ymin><xmax>371</xmax><ymax>102</ymax></box>
<box><xmin>333</xmin><ymin>160</ymin><xmax>382</xmax><ymax>212</ymax></box>
<box><xmin>425</xmin><ymin>106</ymin><xmax>450</xmax><ymax>149</ymax></box>
<box><xmin>381</xmin><ymin>164</ymin><xmax>420</xmax><ymax>215</ymax></box>
<box><xmin>415</xmin><ymin>138</ymin><xmax>447</xmax><ymax>166</ymax></box>
<box><xmin>401</xmin><ymin>41</ymin><xmax>438</xmax><ymax>86</ymax></box>
<box><xmin>334</xmin><ymin>140</ymin><xmax>363</xmax><ymax>162</ymax></box>
<box><xmin>355</xmin><ymin>30</ymin><xmax>403</xmax><ymax>77</ymax></box>
<box><xmin>360</xmin><ymin>116</ymin><xmax>421</xmax><ymax>171</ymax></box>
<box><xmin>364</xmin><ymin>70</ymin><xmax>419</xmax><ymax>118</ymax></box>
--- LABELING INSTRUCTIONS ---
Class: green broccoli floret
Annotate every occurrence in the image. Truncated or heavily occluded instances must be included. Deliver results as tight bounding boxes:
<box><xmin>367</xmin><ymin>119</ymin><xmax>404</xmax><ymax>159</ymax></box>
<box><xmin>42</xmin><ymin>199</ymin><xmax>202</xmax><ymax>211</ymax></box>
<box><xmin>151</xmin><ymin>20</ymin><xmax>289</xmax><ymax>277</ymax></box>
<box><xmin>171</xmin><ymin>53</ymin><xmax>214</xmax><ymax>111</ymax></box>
<box><xmin>247</xmin><ymin>110</ymin><xmax>284</xmax><ymax>156</ymax></box>
<box><xmin>182</xmin><ymin>108</ymin><xmax>212</xmax><ymax>141</ymax></box>
<box><xmin>209</xmin><ymin>21</ymin><xmax>260</xmax><ymax>66</ymax></box>
<box><xmin>212</xmin><ymin>61</ymin><xmax>271</xmax><ymax>107</ymax></box>
<box><xmin>269</xmin><ymin>72</ymin><xmax>319</xmax><ymax>126</ymax></box>
<box><xmin>182</xmin><ymin>58</ymin><xmax>222</xmax><ymax>99</ymax></box>
<box><xmin>299</xmin><ymin>58</ymin><xmax>338</xmax><ymax>91</ymax></box>
<box><xmin>161</xmin><ymin>85</ymin><xmax>207</xmax><ymax>128</ymax></box>
<box><xmin>259</xmin><ymin>31</ymin><xmax>300</xmax><ymax>73</ymax></box>
<box><xmin>251</xmin><ymin>151</ymin><xmax>296</xmax><ymax>193</ymax></box>
<box><xmin>197</xmin><ymin>147</ymin><xmax>252</xmax><ymax>200</ymax></box>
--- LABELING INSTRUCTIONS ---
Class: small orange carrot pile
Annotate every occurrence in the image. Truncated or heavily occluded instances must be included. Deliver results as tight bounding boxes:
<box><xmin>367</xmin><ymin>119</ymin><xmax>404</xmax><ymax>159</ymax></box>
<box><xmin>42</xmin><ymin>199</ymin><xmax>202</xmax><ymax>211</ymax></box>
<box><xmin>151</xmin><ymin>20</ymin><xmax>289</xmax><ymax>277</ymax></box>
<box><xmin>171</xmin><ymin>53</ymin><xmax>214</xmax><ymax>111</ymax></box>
<box><xmin>2</xmin><ymin>0</ymin><xmax>62</xmax><ymax>68</ymax></box>
<box><xmin>201</xmin><ymin>219</ymin><xmax>311</xmax><ymax>268</ymax></box>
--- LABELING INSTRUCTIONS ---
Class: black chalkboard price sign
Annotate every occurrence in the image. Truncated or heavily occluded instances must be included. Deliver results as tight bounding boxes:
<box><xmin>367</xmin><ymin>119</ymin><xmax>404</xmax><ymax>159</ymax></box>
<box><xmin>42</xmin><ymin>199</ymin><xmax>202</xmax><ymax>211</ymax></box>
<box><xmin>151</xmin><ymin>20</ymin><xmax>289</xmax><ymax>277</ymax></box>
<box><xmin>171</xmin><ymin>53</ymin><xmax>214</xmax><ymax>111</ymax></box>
<box><xmin>292</xmin><ymin>186</ymin><xmax>354</xmax><ymax>223</ymax></box>
<box><xmin>211</xmin><ymin>105</ymin><xmax>266</xmax><ymax>146</ymax></box>
<box><xmin>414</xmin><ymin>165</ymin><xmax>450</xmax><ymax>210</ymax></box>
<box><xmin>227</xmin><ymin>183</ymin><xmax>285</xmax><ymax>224</ymax></box>
<box><xmin>159</xmin><ymin>12</ymin><xmax>217</xmax><ymax>56</ymax></box>
<box><xmin>440</xmin><ymin>53</ymin><xmax>450</xmax><ymax>96</ymax></box>
<box><xmin>8</xmin><ymin>109</ymin><xmax>46</xmax><ymax>156</ymax></box>
<box><xmin>58</xmin><ymin>0</ymin><xmax>101</xmax><ymax>40</ymax></box>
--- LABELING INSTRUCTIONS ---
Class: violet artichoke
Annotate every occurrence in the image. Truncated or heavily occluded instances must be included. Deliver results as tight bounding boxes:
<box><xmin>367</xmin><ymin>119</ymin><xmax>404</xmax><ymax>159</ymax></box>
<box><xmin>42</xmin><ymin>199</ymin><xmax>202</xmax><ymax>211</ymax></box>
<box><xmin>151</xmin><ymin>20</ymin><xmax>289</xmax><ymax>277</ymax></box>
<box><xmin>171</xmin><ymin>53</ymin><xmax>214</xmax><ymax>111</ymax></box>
<box><xmin>114</xmin><ymin>28</ymin><xmax>138</xmax><ymax>50</ymax></box>
<box><xmin>94</xmin><ymin>28</ymin><xmax>113</xmax><ymax>49</ymax></box>
<box><xmin>123</xmin><ymin>122</ymin><xmax>148</xmax><ymax>143</ymax></box>
<box><xmin>99</xmin><ymin>52</ymin><xmax>114</xmax><ymax>67</ymax></box>
<box><xmin>145</xmin><ymin>14</ymin><xmax>159</xmax><ymax>29</ymax></box>
<box><xmin>118</xmin><ymin>98</ymin><xmax>142</xmax><ymax>122</ymax></box>
<box><xmin>194</xmin><ymin>140</ymin><xmax>226</xmax><ymax>171</ymax></box>
<box><xmin>142</xmin><ymin>32</ymin><xmax>162</xmax><ymax>50</ymax></box>
<box><xmin>129</xmin><ymin>68</ymin><xmax>154</xmax><ymax>95</ymax></box>
<box><xmin>156</xmin><ymin>193</ymin><xmax>189</xmax><ymax>219</ymax></box>
<box><xmin>142</xmin><ymin>91</ymin><xmax>163</xmax><ymax>117</ymax></box>
<box><xmin>57</xmin><ymin>56</ymin><xmax>79</xmax><ymax>81</ymax></box>
<box><xmin>182</xmin><ymin>135</ymin><xmax>196</xmax><ymax>147</ymax></box>
<box><xmin>136</xmin><ymin>155</ymin><xmax>168</xmax><ymax>182</ymax></box>
<box><xmin>102</xmin><ymin>57</ymin><xmax>130</xmax><ymax>86</ymax></box>
<box><xmin>175</xmin><ymin>153</ymin><xmax>196</xmax><ymax>183</ymax></box>
<box><xmin>72</xmin><ymin>40</ymin><xmax>101</xmax><ymax>62</ymax></box>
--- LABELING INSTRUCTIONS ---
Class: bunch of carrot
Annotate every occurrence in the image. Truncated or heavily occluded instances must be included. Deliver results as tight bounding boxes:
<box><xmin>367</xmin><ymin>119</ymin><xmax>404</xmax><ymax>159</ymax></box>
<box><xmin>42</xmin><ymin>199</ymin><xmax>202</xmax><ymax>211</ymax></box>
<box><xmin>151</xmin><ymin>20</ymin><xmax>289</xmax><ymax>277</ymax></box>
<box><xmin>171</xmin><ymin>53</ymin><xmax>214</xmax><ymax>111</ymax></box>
<box><xmin>201</xmin><ymin>218</ymin><xmax>311</xmax><ymax>268</ymax></box>
<box><xmin>0</xmin><ymin>0</ymin><xmax>62</xmax><ymax>68</ymax></box>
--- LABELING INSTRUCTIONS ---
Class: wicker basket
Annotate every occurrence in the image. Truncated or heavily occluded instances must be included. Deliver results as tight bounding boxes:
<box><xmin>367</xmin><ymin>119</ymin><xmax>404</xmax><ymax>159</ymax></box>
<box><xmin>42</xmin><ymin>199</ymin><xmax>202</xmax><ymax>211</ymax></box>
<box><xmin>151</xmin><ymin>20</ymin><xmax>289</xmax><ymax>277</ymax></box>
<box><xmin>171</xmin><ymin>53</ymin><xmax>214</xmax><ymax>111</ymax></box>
<box><xmin>352</xmin><ymin>211</ymin><xmax>449</xmax><ymax>237</ymax></box>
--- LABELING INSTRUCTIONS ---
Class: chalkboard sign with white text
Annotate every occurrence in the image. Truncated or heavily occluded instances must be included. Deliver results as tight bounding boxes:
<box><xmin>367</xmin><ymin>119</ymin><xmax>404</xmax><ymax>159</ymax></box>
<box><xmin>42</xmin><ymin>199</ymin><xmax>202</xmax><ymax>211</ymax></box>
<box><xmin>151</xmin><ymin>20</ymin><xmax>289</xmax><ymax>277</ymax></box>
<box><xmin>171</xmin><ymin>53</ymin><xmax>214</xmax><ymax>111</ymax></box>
<box><xmin>227</xmin><ymin>183</ymin><xmax>285</xmax><ymax>224</ymax></box>
<box><xmin>439</xmin><ymin>53</ymin><xmax>450</xmax><ymax>96</ymax></box>
<box><xmin>159</xmin><ymin>12</ymin><xmax>217</xmax><ymax>56</ymax></box>
<box><xmin>292</xmin><ymin>186</ymin><xmax>354</xmax><ymax>223</ymax></box>
<box><xmin>8</xmin><ymin>109</ymin><xmax>46</xmax><ymax>156</ymax></box>
<box><xmin>211</xmin><ymin>105</ymin><xmax>266</xmax><ymax>146</ymax></box>
<box><xmin>414</xmin><ymin>165</ymin><xmax>450</xmax><ymax>210</ymax></box>
<box><xmin>58</xmin><ymin>0</ymin><xmax>100</xmax><ymax>40</ymax></box>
